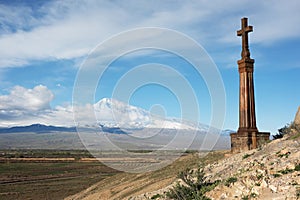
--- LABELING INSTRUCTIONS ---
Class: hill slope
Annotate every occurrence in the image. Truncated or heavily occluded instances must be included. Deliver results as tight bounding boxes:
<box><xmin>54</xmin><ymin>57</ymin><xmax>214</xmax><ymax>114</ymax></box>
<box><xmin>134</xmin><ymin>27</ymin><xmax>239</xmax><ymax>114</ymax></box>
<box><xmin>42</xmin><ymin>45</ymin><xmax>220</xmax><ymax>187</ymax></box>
<box><xmin>136</xmin><ymin>124</ymin><xmax>300</xmax><ymax>200</ymax></box>
<box><xmin>66</xmin><ymin>129</ymin><xmax>300</xmax><ymax>199</ymax></box>
<box><xmin>65</xmin><ymin>108</ymin><xmax>300</xmax><ymax>200</ymax></box>
<box><xmin>204</xmin><ymin>130</ymin><xmax>300</xmax><ymax>199</ymax></box>
<box><xmin>65</xmin><ymin>152</ymin><xmax>226</xmax><ymax>200</ymax></box>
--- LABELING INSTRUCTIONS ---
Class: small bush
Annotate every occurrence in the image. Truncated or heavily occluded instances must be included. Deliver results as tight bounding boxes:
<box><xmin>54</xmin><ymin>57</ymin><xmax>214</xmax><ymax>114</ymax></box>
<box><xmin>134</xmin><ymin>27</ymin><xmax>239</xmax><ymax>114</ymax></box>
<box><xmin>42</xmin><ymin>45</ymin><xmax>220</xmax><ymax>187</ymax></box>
<box><xmin>277</xmin><ymin>152</ymin><xmax>290</xmax><ymax>158</ymax></box>
<box><xmin>278</xmin><ymin>168</ymin><xmax>294</xmax><ymax>174</ymax></box>
<box><xmin>151</xmin><ymin>194</ymin><xmax>162</xmax><ymax>199</ymax></box>
<box><xmin>273</xmin><ymin>173</ymin><xmax>281</xmax><ymax>178</ymax></box>
<box><xmin>166</xmin><ymin>167</ymin><xmax>219</xmax><ymax>200</ymax></box>
<box><xmin>273</xmin><ymin>125</ymin><xmax>290</xmax><ymax>140</ymax></box>
<box><xmin>296</xmin><ymin>189</ymin><xmax>300</xmax><ymax>198</ymax></box>
<box><xmin>243</xmin><ymin>154</ymin><xmax>251</xmax><ymax>159</ymax></box>
<box><xmin>294</xmin><ymin>164</ymin><xmax>300</xmax><ymax>171</ymax></box>
<box><xmin>291</xmin><ymin>181</ymin><xmax>298</xmax><ymax>186</ymax></box>
<box><xmin>256</xmin><ymin>174</ymin><xmax>263</xmax><ymax>180</ymax></box>
<box><xmin>250</xmin><ymin>193</ymin><xmax>258</xmax><ymax>198</ymax></box>
<box><xmin>241</xmin><ymin>195</ymin><xmax>249</xmax><ymax>200</ymax></box>
<box><xmin>225</xmin><ymin>177</ymin><xmax>238</xmax><ymax>187</ymax></box>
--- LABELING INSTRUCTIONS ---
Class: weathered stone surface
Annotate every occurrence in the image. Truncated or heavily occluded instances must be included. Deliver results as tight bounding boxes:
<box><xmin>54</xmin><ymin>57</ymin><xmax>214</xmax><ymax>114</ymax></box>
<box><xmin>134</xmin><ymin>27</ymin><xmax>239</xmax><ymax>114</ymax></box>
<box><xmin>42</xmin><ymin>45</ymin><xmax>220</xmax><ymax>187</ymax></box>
<box><xmin>294</xmin><ymin>106</ymin><xmax>300</xmax><ymax>125</ymax></box>
<box><xmin>205</xmin><ymin>134</ymin><xmax>300</xmax><ymax>200</ymax></box>
<box><xmin>132</xmin><ymin>127</ymin><xmax>300</xmax><ymax>199</ymax></box>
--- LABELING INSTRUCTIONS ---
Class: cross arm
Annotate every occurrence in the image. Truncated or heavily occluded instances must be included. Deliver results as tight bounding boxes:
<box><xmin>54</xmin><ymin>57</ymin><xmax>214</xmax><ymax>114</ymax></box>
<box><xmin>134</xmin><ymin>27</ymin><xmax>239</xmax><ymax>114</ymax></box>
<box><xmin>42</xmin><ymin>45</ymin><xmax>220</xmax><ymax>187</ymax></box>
<box><xmin>237</xmin><ymin>25</ymin><xmax>253</xmax><ymax>36</ymax></box>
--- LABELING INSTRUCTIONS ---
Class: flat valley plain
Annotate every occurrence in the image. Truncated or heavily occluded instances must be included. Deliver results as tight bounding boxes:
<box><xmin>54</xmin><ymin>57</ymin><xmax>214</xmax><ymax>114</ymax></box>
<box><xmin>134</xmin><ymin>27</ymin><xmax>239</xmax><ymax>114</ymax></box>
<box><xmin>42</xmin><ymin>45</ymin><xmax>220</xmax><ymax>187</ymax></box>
<box><xmin>0</xmin><ymin>149</ymin><xmax>120</xmax><ymax>200</ymax></box>
<box><xmin>0</xmin><ymin>131</ymin><xmax>229</xmax><ymax>199</ymax></box>
<box><xmin>0</xmin><ymin>149</ymin><xmax>226</xmax><ymax>200</ymax></box>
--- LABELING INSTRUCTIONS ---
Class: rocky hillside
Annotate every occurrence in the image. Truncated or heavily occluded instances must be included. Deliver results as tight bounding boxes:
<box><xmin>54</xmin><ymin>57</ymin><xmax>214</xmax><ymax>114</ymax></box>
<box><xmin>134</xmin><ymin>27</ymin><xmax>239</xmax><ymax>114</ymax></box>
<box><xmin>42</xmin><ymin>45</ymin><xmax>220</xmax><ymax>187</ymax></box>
<box><xmin>133</xmin><ymin>123</ymin><xmax>300</xmax><ymax>199</ymax></box>
<box><xmin>67</xmin><ymin>131</ymin><xmax>300</xmax><ymax>200</ymax></box>
<box><xmin>133</xmin><ymin>133</ymin><xmax>299</xmax><ymax>200</ymax></box>
<box><xmin>204</xmin><ymin>131</ymin><xmax>300</xmax><ymax>199</ymax></box>
<box><xmin>67</xmin><ymin>108</ymin><xmax>300</xmax><ymax>200</ymax></box>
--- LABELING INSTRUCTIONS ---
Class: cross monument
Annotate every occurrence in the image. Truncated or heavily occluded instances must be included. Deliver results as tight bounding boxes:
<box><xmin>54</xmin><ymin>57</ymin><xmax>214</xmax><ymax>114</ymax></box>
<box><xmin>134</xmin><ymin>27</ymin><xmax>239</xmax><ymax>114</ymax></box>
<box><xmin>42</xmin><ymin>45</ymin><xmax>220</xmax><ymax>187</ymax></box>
<box><xmin>230</xmin><ymin>18</ymin><xmax>270</xmax><ymax>153</ymax></box>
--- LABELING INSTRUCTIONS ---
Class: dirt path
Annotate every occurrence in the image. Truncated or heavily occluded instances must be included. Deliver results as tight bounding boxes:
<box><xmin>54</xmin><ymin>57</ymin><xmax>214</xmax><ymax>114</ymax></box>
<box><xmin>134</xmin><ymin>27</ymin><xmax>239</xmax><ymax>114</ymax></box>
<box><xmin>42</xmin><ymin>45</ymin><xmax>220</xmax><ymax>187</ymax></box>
<box><xmin>0</xmin><ymin>174</ymin><xmax>89</xmax><ymax>185</ymax></box>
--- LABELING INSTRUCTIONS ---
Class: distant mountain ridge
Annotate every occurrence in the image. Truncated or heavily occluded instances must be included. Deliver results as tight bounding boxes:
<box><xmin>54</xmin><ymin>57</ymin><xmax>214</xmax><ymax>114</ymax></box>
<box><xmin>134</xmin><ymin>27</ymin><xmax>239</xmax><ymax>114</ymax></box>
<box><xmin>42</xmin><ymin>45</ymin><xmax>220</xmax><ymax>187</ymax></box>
<box><xmin>0</xmin><ymin>124</ymin><xmax>77</xmax><ymax>134</ymax></box>
<box><xmin>0</xmin><ymin>98</ymin><xmax>229</xmax><ymax>135</ymax></box>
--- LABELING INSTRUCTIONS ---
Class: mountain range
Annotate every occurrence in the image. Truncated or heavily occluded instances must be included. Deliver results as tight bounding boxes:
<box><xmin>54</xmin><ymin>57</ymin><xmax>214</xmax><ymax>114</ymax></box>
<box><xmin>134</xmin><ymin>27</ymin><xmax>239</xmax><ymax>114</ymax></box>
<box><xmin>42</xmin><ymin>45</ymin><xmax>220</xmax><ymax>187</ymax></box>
<box><xmin>93</xmin><ymin>98</ymin><xmax>203</xmax><ymax>131</ymax></box>
<box><xmin>0</xmin><ymin>124</ymin><xmax>76</xmax><ymax>134</ymax></box>
<box><xmin>0</xmin><ymin>98</ymin><xmax>230</xmax><ymax>135</ymax></box>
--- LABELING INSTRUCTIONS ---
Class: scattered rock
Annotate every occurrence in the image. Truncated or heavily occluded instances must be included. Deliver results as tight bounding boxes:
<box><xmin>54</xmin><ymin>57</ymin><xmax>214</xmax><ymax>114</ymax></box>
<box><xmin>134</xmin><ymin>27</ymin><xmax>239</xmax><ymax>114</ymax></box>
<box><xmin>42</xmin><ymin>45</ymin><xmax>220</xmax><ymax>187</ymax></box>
<box><xmin>269</xmin><ymin>185</ymin><xmax>277</xmax><ymax>193</ymax></box>
<box><xmin>204</xmin><ymin>131</ymin><xmax>300</xmax><ymax>200</ymax></box>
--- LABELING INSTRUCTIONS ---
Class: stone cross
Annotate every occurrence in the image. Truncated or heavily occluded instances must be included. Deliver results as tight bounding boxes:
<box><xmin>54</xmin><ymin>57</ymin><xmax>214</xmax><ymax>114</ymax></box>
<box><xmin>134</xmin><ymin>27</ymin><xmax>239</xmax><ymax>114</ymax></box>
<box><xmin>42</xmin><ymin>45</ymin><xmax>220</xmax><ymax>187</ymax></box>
<box><xmin>230</xmin><ymin>17</ymin><xmax>270</xmax><ymax>153</ymax></box>
<box><xmin>237</xmin><ymin>18</ymin><xmax>253</xmax><ymax>59</ymax></box>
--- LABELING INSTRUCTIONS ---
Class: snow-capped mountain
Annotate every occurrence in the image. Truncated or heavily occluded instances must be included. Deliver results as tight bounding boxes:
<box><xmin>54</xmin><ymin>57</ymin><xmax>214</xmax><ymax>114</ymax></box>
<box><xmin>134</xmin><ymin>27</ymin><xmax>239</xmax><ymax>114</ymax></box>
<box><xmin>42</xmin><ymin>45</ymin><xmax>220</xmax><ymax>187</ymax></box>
<box><xmin>93</xmin><ymin>98</ymin><xmax>201</xmax><ymax>130</ymax></box>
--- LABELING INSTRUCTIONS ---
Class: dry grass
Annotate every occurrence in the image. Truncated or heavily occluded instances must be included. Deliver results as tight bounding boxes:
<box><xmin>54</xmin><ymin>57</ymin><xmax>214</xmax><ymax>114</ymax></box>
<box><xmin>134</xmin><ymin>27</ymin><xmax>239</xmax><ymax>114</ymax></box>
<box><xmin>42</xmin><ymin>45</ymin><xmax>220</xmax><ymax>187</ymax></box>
<box><xmin>0</xmin><ymin>150</ymin><xmax>227</xmax><ymax>200</ymax></box>
<box><xmin>67</xmin><ymin>151</ymin><xmax>227</xmax><ymax>200</ymax></box>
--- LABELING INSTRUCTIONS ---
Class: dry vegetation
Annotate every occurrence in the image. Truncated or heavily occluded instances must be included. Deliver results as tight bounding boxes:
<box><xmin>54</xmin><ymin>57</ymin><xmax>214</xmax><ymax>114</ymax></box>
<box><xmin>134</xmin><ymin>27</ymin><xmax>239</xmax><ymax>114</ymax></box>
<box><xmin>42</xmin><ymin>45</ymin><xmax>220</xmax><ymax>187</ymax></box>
<box><xmin>0</xmin><ymin>149</ymin><xmax>227</xmax><ymax>200</ymax></box>
<box><xmin>66</xmin><ymin>151</ymin><xmax>227</xmax><ymax>200</ymax></box>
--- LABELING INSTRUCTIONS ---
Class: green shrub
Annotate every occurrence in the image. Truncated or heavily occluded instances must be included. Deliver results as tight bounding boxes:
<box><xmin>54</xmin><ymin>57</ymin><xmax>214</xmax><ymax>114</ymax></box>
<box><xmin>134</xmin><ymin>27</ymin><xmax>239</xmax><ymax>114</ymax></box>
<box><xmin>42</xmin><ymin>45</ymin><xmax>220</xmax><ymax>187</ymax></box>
<box><xmin>256</xmin><ymin>174</ymin><xmax>263</xmax><ymax>180</ymax></box>
<box><xmin>277</xmin><ymin>151</ymin><xmax>290</xmax><ymax>158</ymax></box>
<box><xmin>273</xmin><ymin>173</ymin><xmax>281</xmax><ymax>178</ymax></box>
<box><xmin>273</xmin><ymin>125</ymin><xmax>290</xmax><ymax>140</ymax></box>
<box><xmin>294</xmin><ymin>164</ymin><xmax>300</xmax><ymax>171</ymax></box>
<box><xmin>291</xmin><ymin>181</ymin><xmax>298</xmax><ymax>186</ymax></box>
<box><xmin>250</xmin><ymin>193</ymin><xmax>258</xmax><ymax>198</ymax></box>
<box><xmin>278</xmin><ymin>168</ymin><xmax>294</xmax><ymax>174</ymax></box>
<box><xmin>243</xmin><ymin>154</ymin><xmax>251</xmax><ymax>159</ymax></box>
<box><xmin>296</xmin><ymin>188</ymin><xmax>300</xmax><ymax>198</ymax></box>
<box><xmin>224</xmin><ymin>177</ymin><xmax>238</xmax><ymax>187</ymax></box>
<box><xmin>241</xmin><ymin>195</ymin><xmax>249</xmax><ymax>200</ymax></box>
<box><xmin>166</xmin><ymin>167</ymin><xmax>219</xmax><ymax>200</ymax></box>
<box><xmin>151</xmin><ymin>194</ymin><xmax>162</xmax><ymax>199</ymax></box>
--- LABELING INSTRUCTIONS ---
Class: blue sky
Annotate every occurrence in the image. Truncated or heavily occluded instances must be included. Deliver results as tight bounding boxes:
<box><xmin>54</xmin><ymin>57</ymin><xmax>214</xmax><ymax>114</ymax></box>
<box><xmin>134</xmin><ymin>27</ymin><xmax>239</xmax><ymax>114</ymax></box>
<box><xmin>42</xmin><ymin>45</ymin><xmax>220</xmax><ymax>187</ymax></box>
<box><xmin>0</xmin><ymin>0</ymin><xmax>299</xmax><ymax>134</ymax></box>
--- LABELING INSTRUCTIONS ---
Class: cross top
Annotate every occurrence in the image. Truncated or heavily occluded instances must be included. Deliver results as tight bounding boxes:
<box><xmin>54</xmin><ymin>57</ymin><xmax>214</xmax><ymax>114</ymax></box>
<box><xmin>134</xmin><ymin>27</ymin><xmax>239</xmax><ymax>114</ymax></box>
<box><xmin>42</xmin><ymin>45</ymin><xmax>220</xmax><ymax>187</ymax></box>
<box><xmin>237</xmin><ymin>17</ymin><xmax>253</xmax><ymax>59</ymax></box>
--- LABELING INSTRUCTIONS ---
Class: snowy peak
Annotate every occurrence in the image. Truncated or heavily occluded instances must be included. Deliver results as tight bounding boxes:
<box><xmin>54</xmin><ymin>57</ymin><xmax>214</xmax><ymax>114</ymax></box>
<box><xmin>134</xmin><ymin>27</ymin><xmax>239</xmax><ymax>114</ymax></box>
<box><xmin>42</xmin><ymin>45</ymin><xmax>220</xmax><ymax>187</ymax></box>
<box><xmin>93</xmin><ymin>98</ymin><xmax>199</xmax><ymax>130</ymax></box>
<box><xmin>94</xmin><ymin>98</ymin><xmax>151</xmax><ymax>129</ymax></box>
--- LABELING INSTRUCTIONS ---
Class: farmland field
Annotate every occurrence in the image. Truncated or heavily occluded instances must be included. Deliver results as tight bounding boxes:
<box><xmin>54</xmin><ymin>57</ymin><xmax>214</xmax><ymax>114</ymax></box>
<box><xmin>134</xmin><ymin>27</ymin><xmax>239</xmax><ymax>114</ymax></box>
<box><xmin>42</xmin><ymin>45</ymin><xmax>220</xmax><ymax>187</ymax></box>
<box><xmin>0</xmin><ymin>149</ymin><xmax>120</xmax><ymax>200</ymax></box>
<box><xmin>0</xmin><ymin>149</ymin><xmax>227</xmax><ymax>200</ymax></box>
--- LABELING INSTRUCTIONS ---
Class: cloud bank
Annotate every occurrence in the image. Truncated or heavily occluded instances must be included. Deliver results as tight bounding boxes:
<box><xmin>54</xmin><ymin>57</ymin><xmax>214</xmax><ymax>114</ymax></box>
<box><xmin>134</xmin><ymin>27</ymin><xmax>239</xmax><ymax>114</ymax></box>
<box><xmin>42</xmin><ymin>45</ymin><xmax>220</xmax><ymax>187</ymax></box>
<box><xmin>0</xmin><ymin>85</ymin><xmax>81</xmax><ymax>127</ymax></box>
<box><xmin>0</xmin><ymin>85</ymin><xmax>53</xmax><ymax>112</ymax></box>
<box><xmin>0</xmin><ymin>1</ymin><xmax>299</xmax><ymax>128</ymax></box>
<box><xmin>0</xmin><ymin>0</ymin><xmax>299</xmax><ymax>68</ymax></box>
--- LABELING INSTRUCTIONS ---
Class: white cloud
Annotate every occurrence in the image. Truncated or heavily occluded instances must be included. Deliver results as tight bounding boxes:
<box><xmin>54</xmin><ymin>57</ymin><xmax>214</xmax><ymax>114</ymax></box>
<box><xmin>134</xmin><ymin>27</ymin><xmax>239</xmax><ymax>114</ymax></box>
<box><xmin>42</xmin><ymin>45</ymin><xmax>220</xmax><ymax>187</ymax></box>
<box><xmin>0</xmin><ymin>85</ymin><xmax>53</xmax><ymax>112</ymax></box>
<box><xmin>0</xmin><ymin>4</ymin><xmax>38</xmax><ymax>33</ymax></box>
<box><xmin>0</xmin><ymin>85</ymin><xmax>96</xmax><ymax>127</ymax></box>
<box><xmin>0</xmin><ymin>85</ymin><xmax>54</xmax><ymax>126</ymax></box>
<box><xmin>0</xmin><ymin>0</ymin><xmax>299</xmax><ymax>68</ymax></box>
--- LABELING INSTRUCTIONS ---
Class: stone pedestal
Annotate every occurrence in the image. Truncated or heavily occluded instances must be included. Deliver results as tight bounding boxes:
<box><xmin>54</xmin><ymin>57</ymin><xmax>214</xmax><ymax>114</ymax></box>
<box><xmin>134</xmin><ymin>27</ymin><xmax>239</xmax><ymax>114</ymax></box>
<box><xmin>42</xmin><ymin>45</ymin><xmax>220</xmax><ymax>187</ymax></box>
<box><xmin>230</xmin><ymin>131</ymin><xmax>270</xmax><ymax>153</ymax></box>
